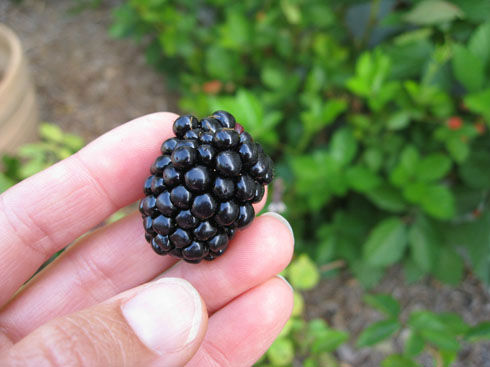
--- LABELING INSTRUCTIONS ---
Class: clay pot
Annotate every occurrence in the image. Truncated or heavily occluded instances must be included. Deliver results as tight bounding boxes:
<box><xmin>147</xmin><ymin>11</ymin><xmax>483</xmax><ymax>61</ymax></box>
<box><xmin>0</xmin><ymin>23</ymin><xmax>38</xmax><ymax>154</ymax></box>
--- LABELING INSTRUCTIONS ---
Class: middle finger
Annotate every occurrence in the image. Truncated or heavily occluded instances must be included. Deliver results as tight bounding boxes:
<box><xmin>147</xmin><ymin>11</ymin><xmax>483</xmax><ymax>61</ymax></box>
<box><xmin>0</xmin><ymin>211</ymin><xmax>293</xmax><ymax>341</ymax></box>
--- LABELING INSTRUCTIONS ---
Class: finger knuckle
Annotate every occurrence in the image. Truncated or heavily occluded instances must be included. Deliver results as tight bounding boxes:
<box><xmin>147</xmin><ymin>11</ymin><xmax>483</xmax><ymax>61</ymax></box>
<box><xmin>34</xmin><ymin>320</ymin><xmax>91</xmax><ymax>367</ymax></box>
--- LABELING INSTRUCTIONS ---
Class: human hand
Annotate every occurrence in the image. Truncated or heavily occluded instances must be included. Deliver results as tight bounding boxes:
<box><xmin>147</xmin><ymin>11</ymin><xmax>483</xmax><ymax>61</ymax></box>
<box><xmin>0</xmin><ymin>113</ymin><xmax>294</xmax><ymax>366</ymax></box>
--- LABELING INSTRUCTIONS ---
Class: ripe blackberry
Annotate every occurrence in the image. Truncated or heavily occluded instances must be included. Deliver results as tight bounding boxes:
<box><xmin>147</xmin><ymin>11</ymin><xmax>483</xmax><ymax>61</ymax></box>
<box><xmin>140</xmin><ymin>111</ymin><xmax>273</xmax><ymax>263</ymax></box>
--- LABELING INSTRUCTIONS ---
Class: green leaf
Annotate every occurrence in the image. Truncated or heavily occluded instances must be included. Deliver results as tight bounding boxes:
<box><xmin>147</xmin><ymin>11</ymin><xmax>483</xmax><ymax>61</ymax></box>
<box><xmin>465</xmin><ymin>321</ymin><xmax>490</xmax><ymax>342</ymax></box>
<box><xmin>267</xmin><ymin>337</ymin><xmax>295</xmax><ymax>366</ymax></box>
<box><xmin>452</xmin><ymin>44</ymin><xmax>485</xmax><ymax>92</ymax></box>
<box><xmin>404</xmin><ymin>331</ymin><xmax>425</xmax><ymax>357</ymax></box>
<box><xmin>301</xmin><ymin>98</ymin><xmax>347</xmax><ymax>138</ymax></box>
<box><xmin>408</xmin><ymin>311</ymin><xmax>446</xmax><ymax>331</ymax></box>
<box><xmin>364</xmin><ymin>294</ymin><xmax>400</xmax><ymax>318</ymax></box>
<box><xmin>329</xmin><ymin>128</ymin><xmax>357</xmax><ymax>166</ymax></box>
<box><xmin>444</xmin><ymin>213</ymin><xmax>490</xmax><ymax>285</ymax></box>
<box><xmin>363</xmin><ymin>217</ymin><xmax>408</xmax><ymax>267</ymax></box>
<box><xmin>408</xmin><ymin>215</ymin><xmax>441</xmax><ymax>272</ymax></box>
<box><xmin>280</xmin><ymin>0</ymin><xmax>301</xmax><ymax>24</ymax></box>
<box><xmin>366</xmin><ymin>184</ymin><xmax>407</xmax><ymax>213</ymax></box>
<box><xmin>419</xmin><ymin>329</ymin><xmax>460</xmax><ymax>351</ymax></box>
<box><xmin>416</xmin><ymin>154</ymin><xmax>452</xmax><ymax>182</ymax></box>
<box><xmin>469</xmin><ymin>21</ymin><xmax>490</xmax><ymax>67</ymax></box>
<box><xmin>404</xmin><ymin>0</ymin><xmax>464</xmax><ymax>25</ymax></box>
<box><xmin>63</xmin><ymin>133</ymin><xmax>85</xmax><ymax>152</ymax></box>
<box><xmin>387</xmin><ymin>111</ymin><xmax>411</xmax><ymax>130</ymax></box>
<box><xmin>210</xmin><ymin>89</ymin><xmax>281</xmax><ymax>146</ymax></box>
<box><xmin>351</xmin><ymin>260</ymin><xmax>385</xmax><ymax>289</ymax></box>
<box><xmin>312</xmin><ymin>328</ymin><xmax>349</xmax><ymax>353</ymax></box>
<box><xmin>278</xmin><ymin>318</ymin><xmax>293</xmax><ymax>338</ymax></box>
<box><xmin>451</xmin><ymin>0</ymin><xmax>490</xmax><ymax>22</ymax></box>
<box><xmin>390</xmin><ymin>145</ymin><xmax>420</xmax><ymax>187</ymax></box>
<box><xmin>219</xmin><ymin>11</ymin><xmax>251</xmax><ymax>50</ymax></box>
<box><xmin>381</xmin><ymin>355</ymin><xmax>419</xmax><ymax>367</ymax></box>
<box><xmin>0</xmin><ymin>173</ymin><xmax>15</xmax><ymax>193</ymax></box>
<box><xmin>403</xmin><ymin>258</ymin><xmax>426</xmax><ymax>284</ymax></box>
<box><xmin>291</xmin><ymin>291</ymin><xmax>305</xmax><ymax>317</ymax></box>
<box><xmin>205</xmin><ymin>46</ymin><xmax>242</xmax><ymax>81</ymax></box>
<box><xmin>446</xmin><ymin>136</ymin><xmax>469</xmax><ymax>163</ymax></box>
<box><xmin>346</xmin><ymin>165</ymin><xmax>381</xmax><ymax>192</ymax></box>
<box><xmin>363</xmin><ymin>147</ymin><xmax>383</xmax><ymax>172</ymax></box>
<box><xmin>438</xmin><ymin>313</ymin><xmax>470</xmax><ymax>334</ymax></box>
<box><xmin>432</xmin><ymin>248</ymin><xmax>464</xmax><ymax>285</ymax></box>
<box><xmin>39</xmin><ymin>123</ymin><xmax>64</xmax><ymax>143</ymax></box>
<box><xmin>288</xmin><ymin>254</ymin><xmax>320</xmax><ymax>290</ymax></box>
<box><xmin>441</xmin><ymin>350</ymin><xmax>458</xmax><ymax>367</ymax></box>
<box><xmin>464</xmin><ymin>88</ymin><xmax>490</xmax><ymax>121</ymax></box>
<box><xmin>419</xmin><ymin>184</ymin><xmax>456</xmax><ymax>220</ymax></box>
<box><xmin>261</xmin><ymin>65</ymin><xmax>286</xmax><ymax>90</ymax></box>
<box><xmin>323</xmin><ymin>99</ymin><xmax>348</xmax><ymax>126</ymax></box>
<box><xmin>357</xmin><ymin>319</ymin><xmax>401</xmax><ymax>347</ymax></box>
<box><xmin>291</xmin><ymin>152</ymin><xmax>338</xmax><ymax>211</ymax></box>
<box><xmin>460</xmin><ymin>150</ymin><xmax>490</xmax><ymax>189</ymax></box>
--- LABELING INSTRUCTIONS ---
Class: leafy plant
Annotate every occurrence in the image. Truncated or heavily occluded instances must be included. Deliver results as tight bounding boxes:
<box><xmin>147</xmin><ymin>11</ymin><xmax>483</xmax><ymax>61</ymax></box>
<box><xmin>255</xmin><ymin>255</ymin><xmax>349</xmax><ymax>366</ymax></box>
<box><xmin>111</xmin><ymin>0</ymin><xmax>490</xmax><ymax>288</ymax></box>
<box><xmin>255</xmin><ymin>255</ymin><xmax>490</xmax><ymax>366</ymax></box>
<box><xmin>358</xmin><ymin>293</ymin><xmax>490</xmax><ymax>367</ymax></box>
<box><xmin>0</xmin><ymin>123</ymin><xmax>85</xmax><ymax>193</ymax></box>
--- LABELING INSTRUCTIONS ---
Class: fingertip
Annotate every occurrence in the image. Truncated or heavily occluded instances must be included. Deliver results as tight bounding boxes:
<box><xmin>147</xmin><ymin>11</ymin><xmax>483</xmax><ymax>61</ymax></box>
<box><xmin>258</xmin><ymin>212</ymin><xmax>295</xmax><ymax>263</ymax></box>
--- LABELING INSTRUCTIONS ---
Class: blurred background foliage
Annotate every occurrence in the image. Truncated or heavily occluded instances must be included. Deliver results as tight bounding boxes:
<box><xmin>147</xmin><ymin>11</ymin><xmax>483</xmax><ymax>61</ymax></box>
<box><xmin>109</xmin><ymin>1</ymin><xmax>490</xmax><ymax>363</ymax></box>
<box><xmin>110</xmin><ymin>0</ymin><xmax>490</xmax><ymax>289</ymax></box>
<box><xmin>2</xmin><ymin>0</ymin><xmax>490</xmax><ymax>365</ymax></box>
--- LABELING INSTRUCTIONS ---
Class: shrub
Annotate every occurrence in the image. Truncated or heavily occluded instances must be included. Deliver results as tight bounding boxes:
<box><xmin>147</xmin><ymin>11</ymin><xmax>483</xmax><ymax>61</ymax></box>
<box><xmin>259</xmin><ymin>254</ymin><xmax>490</xmax><ymax>366</ymax></box>
<box><xmin>111</xmin><ymin>0</ymin><xmax>490</xmax><ymax>288</ymax></box>
<box><xmin>0</xmin><ymin>123</ymin><xmax>85</xmax><ymax>192</ymax></box>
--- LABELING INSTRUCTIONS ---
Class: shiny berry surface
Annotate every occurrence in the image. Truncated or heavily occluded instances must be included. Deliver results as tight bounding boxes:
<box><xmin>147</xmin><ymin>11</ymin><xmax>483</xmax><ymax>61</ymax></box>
<box><xmin>170</xmin><ymin>185</ymin><xmax>193</xmax><ymax>209</ymax></box>
<box><xmin>141</xmin><ymin>111</ymin><xmax>273</xmax><ymax>262</ymax></box>
<box><xmin>171</xmin><ymin>146</ymin><xmax>196</xmax><ymax>170</ymax></box>
<box><xmin>215</xmin><ymin>151</ymin><xmax>242</xmax><ymax>177</ymax></box>
<box><xmin>191</xmin><ymin>193</ymin><xmax>216</xmax><ymax>220</ymax></box>
<box><xmin>212</xmin><ymin>177</ymin><xmax>234</xmax><ymax>200</ymax></box>
<box><xmin>184</xmin><ymin>166</ymin><xmax>211</xmax><ymax>193</ymax></box>
<box><xmin>173</xmin><ymin>115</ymin><xmax>198</xmax><ymax>138</ymax></box>
<box><xmin>213</xmin><ymin>129</ymin><xmax>240</xmax><ymax>150</ymax></box>
<box><xmin>212</xmin><ymin>110</ymin><xmax>236</xmax><ymax>128</ymax></box>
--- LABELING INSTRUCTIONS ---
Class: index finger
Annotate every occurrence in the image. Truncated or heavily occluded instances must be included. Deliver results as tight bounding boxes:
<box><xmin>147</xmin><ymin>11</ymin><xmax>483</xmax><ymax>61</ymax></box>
<box><xmin>0</xmin><ymin>112</ymin><xmax>177</xmax><ymax>307</ymax></box>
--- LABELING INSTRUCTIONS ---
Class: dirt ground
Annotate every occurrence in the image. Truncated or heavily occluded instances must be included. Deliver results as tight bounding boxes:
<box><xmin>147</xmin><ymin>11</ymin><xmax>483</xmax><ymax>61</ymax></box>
<box><xmin>1</xmin><ymin>1</ymin><xmax>489</xmax><ymax>366</ymax></box>
<box><xmin>1</xmin><ymin>0</ymin><xmax>177</xmax><ymax>143</ymax></box>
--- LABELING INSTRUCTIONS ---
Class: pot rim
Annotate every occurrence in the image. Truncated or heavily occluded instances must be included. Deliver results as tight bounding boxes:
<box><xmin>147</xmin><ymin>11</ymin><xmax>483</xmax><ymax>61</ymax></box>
<box><xmin>0</xmin><ymin>23</ymin><xmax>23</xmax><ymax>100</ymax></box>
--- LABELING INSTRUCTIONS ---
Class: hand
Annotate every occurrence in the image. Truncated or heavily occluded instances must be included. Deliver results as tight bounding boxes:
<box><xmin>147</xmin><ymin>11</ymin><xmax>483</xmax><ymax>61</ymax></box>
<box><xmin>0</xmin><ymin>113</ymin><xmax>294</xmax><ymax>367</ymax></box>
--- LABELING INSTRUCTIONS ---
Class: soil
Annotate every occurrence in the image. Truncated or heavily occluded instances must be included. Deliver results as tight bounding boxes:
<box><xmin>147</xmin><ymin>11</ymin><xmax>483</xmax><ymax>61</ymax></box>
<box><xmin>1</xmin><ymin>1</ymin><xmax>489</xmax><ymax>366</ymax></box>
<box><xmin>0</xmin><ymin>0</ymin><xmax>178</xmax><ymax>143</ymax></box>
<box><xmin>304</xmin><ymin>267</ymin><xmax>490</xmax><ymax>367</ymax></box>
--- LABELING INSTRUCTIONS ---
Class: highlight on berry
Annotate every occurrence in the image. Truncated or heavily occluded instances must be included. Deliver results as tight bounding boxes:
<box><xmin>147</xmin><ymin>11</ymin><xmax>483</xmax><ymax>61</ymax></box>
<box><xmin>139</xmin><ymin>111</ymin><xmax>274</xmax><ymax>263</ymax></box>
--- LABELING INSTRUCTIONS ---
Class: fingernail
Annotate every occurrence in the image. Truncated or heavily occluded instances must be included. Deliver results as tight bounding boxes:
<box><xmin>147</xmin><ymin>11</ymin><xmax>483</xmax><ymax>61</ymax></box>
<box><xmin>261</xmin><ymin>212</ymin><xmax>294</xmax><ymax>242</ymax></box>
<box><xmin>122</xmin><ymin>278</ymin><xmax>203</xmax><ymax>354</ymax></box>
<box><xmin>276</xmin><ymin>274</ymin><xmax>294</xmax><ymax>292</ymax></box>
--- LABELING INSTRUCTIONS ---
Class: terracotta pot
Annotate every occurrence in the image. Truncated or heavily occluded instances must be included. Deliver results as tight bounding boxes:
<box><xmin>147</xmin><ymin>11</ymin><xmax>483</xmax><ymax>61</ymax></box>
<box><xmin>0</xmin><ymin>23</ymin><xmax>38</xmax><ymax>154</ymax></box>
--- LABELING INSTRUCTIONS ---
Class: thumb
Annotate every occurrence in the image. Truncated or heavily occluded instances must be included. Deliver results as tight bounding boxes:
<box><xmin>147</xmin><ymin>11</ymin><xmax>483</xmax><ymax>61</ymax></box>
<box><xmin>1</xmin><ymin>278</ymin><xmax>208</xmax><ymax>367</ymax></box>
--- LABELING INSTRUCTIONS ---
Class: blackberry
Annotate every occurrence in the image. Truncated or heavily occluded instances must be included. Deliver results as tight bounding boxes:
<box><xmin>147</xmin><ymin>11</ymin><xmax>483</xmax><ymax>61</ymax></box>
<box><xmin>140</xmin><ymin>111</ymin><xmax>273</xmax><ymax>263</ymax></box>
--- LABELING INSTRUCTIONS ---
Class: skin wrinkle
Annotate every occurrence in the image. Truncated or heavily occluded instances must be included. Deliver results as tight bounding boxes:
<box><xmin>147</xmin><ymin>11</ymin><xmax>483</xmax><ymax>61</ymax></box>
<box><xmin>197</xmin><ymin>339</ymin><xmax>232</xmax><ymax>367</ymax></box>
<box><xmin>72</xmin><ymin>153</ymin><xmax>120</xmax><ymax>214</ymax></box>
<box><xmin>0</xmin><ymin>194</ymin><xmax>55</xmax><ymax>260</ymax></box>
<box><xmin>68</xmin><ymin>248</ymin><xmax>121</xmax><ymax>305</ymax></box>
<box><xmin>38</xmin><ymin>321</ymin><xmax>87</xmax><ymax>367</ymax></box>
